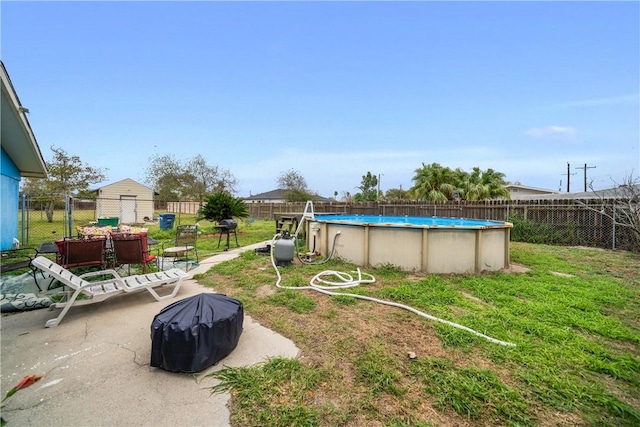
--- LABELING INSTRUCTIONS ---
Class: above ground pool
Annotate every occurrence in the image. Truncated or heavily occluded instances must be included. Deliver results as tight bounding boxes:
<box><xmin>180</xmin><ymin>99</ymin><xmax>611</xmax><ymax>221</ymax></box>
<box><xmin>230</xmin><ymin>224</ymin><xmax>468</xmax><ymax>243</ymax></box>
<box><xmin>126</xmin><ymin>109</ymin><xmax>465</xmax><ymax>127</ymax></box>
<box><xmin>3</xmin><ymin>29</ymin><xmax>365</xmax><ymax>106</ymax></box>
<box><xmin>306</xmin><ymin>215</ymin><xmax>513</xmax><ymax>274</ymax></box>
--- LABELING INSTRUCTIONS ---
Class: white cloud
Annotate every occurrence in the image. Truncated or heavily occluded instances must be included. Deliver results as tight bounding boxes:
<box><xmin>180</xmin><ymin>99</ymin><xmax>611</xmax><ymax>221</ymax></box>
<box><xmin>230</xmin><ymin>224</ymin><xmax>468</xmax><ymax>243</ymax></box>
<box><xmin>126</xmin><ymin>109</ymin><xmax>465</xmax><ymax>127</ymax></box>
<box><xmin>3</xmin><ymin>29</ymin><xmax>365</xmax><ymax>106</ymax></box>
<box><xmin>524</xmin><ymin>126</ymin><xmax>576</xmax><ymax>141</ymax></box>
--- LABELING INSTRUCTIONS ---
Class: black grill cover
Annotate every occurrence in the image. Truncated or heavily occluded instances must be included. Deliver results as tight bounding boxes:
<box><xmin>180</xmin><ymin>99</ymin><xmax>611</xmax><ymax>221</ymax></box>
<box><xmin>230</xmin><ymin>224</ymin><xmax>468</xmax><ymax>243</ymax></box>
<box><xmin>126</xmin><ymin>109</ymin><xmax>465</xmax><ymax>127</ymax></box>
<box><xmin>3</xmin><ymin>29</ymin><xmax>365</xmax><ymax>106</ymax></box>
<box><xmin>150</xmin><ymin>293</ymin><xmax>243</xmax><ymax>373</ymax></box>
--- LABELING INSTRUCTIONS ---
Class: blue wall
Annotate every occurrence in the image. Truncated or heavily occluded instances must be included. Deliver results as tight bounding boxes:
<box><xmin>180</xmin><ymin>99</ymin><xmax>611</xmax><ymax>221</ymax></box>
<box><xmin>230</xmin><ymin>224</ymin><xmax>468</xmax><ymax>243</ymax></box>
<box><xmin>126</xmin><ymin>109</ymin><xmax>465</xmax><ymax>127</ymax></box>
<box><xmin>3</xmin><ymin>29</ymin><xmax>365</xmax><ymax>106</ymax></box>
<box><xmin>1</xmin><ymin>147</ymin><xmax>21</xmax><ymax>250</ymax></box>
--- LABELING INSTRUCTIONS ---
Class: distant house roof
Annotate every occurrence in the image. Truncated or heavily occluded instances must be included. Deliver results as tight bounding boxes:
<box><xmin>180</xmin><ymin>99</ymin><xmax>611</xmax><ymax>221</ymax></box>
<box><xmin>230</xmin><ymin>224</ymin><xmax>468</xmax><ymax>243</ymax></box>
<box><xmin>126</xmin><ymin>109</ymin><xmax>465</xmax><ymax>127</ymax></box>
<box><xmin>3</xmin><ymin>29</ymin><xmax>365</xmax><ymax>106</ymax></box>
<box><xmin>504</xmin><ymin>184</ymin><xmax>562</xmax><ymax>193</ymax></box>
<box><xmin>244</xmin><ymin>189</ymin><xmax>290</xmax><ymax>201</ymax></box>
<box><xmin>586</xmin><ymin>184</ymin><xmax>640</xmax><ymax>199</ymax></box>
<box><xmin>244</xmin><ymin>188</ymin><xmax>331</xmax><ymax>202</ymax></box>
<box><xmin>511</xmin><ymin>184</ymin><xmax>640</xmax><ymax>200</ymax></box>
<box><xmin>543</xmin><ymin>184</ymin><xmax>639</xmax><ymax>200</ymax></box>
<box><xmin>504</xmin><ymin>184</ymin><xmax>563</xmax><ymax>200</ymax></box>
<box><xmin>1</xmin><ymin>61</ymin><xmax>47</xmax><ymax>178</ymax></box>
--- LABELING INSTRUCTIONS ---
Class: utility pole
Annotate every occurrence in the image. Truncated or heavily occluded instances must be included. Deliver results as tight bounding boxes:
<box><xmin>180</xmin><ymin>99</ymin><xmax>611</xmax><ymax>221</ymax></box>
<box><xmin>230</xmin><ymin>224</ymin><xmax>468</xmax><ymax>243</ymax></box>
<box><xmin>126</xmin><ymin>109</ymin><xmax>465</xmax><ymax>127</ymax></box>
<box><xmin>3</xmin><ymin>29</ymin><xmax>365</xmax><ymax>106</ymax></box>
<box><xmin>565</xmin><ymin>163</ymin><xmax>576</xmax><ymax>192</ymax></box>
<box><xmin>377</xmin><ymin>174</ymin><xmax>383</xmax><ymax>201</ymax></box>
<box><xmin>575</xmin><ymin>163</ymin><xmax>596</xmax><ymax>192</ymax></box>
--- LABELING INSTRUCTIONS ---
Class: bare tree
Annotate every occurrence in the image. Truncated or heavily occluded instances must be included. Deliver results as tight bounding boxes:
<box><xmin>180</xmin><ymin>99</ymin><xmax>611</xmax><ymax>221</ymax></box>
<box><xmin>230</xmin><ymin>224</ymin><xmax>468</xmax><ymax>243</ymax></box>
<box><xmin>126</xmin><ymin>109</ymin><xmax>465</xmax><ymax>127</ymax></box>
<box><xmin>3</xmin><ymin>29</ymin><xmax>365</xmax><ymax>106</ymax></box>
<box><xmin>342</xmin><ymin>191</ymin><xmax>354</xmax><ymax>203</ymax></box>
<box><xmin>578</xmin><ymin>174</ymin><xmax>640</xmax><ymax>249</ymax></box>
<box><xmin>146</xmin><ymin>154</ymin><xmax>237</xmax><ymax>202</ymax></box>
<box><xmin>276</xmin><ymin>169</ymin><xmax>318</xmax><ymax>202</ymax></box>
<box><xmin>145</xmin><ymin>154</ymin><xmax>184</xmax><ymax>202</ymax></box>
<box><xmin>21</xmin><ymin>146</ymin><xmax>106</xmax><ymax>222</ymax></box>
<box><xmin>213</xmin><ymin>168</ymin><xmax>238</xmax><ymax>195</ymax></box>
<box><xmin>183</xmin><ymin>155</ymin><xmax>237</xmax><ymax>201</ymax></box>
<box><xmin>277</xmin><ymin>169</ymin><xmax>308</xmax><ymax>192</ymax></box>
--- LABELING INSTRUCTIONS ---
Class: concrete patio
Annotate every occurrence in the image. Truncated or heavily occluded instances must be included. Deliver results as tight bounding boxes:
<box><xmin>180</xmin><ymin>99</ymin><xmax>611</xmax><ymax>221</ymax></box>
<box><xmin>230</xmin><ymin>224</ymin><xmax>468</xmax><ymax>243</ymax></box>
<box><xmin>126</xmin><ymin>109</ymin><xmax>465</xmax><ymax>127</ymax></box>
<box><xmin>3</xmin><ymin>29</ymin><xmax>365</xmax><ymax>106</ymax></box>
<box><xmin>0</xmin><ymin>243</ymin><xmax>299</xmax><ymax>426</ymax></box>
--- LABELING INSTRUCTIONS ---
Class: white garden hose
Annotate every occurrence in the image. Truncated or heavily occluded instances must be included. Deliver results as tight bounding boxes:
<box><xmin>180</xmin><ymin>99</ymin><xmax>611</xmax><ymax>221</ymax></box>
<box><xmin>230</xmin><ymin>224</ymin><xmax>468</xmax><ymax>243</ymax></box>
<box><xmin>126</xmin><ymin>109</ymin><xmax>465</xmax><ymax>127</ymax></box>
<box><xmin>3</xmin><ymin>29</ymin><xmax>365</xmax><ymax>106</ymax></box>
<box><xmin>269</xmin><ymin>234</ymin><xmax>516</xmax><ymax>347</ymax></box>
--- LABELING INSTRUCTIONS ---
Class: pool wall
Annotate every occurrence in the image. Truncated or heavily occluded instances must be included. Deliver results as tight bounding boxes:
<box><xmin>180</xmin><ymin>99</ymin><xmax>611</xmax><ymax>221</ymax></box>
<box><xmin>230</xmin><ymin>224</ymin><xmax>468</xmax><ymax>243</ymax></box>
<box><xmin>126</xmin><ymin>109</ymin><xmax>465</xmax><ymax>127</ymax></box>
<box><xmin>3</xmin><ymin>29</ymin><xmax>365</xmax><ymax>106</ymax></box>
<box><xmin>307</xmin><ymin>216</ymin><xmax>512</xmax><ymax>274</ymax></box>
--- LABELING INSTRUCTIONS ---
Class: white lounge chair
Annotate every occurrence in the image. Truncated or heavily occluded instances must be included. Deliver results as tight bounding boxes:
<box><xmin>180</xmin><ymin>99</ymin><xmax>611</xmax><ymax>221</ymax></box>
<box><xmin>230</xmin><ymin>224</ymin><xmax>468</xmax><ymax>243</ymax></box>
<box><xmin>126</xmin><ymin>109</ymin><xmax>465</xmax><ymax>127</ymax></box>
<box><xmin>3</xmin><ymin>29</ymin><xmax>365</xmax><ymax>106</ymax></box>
<box><xmin>31</xmin><ymin>256</ymin><xmax>189</xmax><ymax>327</ymax></box>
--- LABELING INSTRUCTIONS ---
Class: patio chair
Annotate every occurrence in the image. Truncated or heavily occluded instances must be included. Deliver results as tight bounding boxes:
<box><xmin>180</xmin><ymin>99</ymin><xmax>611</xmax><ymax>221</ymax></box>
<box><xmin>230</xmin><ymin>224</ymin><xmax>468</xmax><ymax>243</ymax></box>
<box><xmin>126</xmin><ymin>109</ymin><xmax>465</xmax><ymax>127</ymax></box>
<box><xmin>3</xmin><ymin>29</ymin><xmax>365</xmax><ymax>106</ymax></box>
<box><xmin>111</xmin><ymin>232</ymin><xmax>157</xmax><ymax>274</ymax></box>
<box><xmin>161</xmin><ymin>225</ymin><xmax>199</xmax><ymax>271</ymax></box>
<box><xmin>55</xmin><ymin>236</ymin><xmax>108</xmax><ymax>270</ymax></box>
<box><xmin>0</xmin><ymin>247</ymin><xmax>42</xmax><ymax>290</ymax></box>
<box><xmin>31</xmin><ymin>256</ymin><xmax>189</xmax><ymax>327</ymax></box>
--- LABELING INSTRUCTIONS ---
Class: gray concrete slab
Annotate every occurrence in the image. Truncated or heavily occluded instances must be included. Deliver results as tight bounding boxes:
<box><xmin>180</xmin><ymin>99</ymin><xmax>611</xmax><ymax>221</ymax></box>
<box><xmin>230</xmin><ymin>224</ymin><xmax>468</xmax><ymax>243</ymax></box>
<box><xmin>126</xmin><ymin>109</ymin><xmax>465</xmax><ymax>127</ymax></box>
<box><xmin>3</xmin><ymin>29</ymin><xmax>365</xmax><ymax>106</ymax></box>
<box><xmin>0</xmin><ymin>241</ymin><xmax>297</xmax><ymax>426</ymax></box>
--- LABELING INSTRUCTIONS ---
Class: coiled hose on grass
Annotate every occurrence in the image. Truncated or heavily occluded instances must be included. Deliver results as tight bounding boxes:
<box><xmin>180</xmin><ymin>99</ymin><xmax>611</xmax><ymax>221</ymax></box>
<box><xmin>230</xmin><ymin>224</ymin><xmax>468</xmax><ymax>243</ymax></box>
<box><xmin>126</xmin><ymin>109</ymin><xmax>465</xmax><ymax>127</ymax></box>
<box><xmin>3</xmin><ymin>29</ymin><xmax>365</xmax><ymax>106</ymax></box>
<box><xmin>270</xmin><ymin>233</ymin><xmax>516</xmax><ymax>347</ymax></box>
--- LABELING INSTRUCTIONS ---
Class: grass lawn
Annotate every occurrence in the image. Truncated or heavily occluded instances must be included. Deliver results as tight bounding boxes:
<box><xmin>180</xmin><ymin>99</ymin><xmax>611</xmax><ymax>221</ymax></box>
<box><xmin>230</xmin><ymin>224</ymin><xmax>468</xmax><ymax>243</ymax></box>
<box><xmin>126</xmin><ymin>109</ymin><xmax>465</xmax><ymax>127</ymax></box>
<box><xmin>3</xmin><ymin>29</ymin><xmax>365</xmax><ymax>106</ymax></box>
<box><xmin>20</xmin><ymin>214</ymin><xmax>278</xmax><ymax>261</ymax></box>
<box><xmin>10</xmin><ymin>215</ymin><xmax>640</xmax><ymax>424</ymax></box>
<box><xmin>198</xmin><ymin>241</ymin><xmax>640</xmax><ymax>427</ymax></box>
<box><xmin>145</xmin><ymin>217</ymin><xmax>278</xmax><ymax>259</ymax></box>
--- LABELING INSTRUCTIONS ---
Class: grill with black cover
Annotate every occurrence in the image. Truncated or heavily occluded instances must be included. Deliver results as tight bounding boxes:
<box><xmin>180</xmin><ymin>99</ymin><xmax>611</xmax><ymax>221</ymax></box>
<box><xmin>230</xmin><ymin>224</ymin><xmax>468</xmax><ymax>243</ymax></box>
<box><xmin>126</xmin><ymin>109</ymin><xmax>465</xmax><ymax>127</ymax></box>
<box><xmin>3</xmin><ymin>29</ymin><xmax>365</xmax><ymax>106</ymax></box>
<box><xmin>150</xmin><ymin>293</ymin><xmax>243</xmax><ymax>373</ymax></box>
<box><xmin>216</xmin><ymin>219</ymin><xmax>239</xmax><ymax>250</ymax></box>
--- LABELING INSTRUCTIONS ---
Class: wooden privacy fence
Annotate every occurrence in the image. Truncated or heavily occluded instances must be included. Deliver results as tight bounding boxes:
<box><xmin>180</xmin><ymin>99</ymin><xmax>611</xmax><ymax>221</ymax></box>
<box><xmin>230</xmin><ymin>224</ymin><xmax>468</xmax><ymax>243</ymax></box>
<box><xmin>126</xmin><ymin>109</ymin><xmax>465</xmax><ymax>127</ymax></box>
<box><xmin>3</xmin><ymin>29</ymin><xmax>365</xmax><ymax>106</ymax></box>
<box><xmin>17</xmin><ymin>195</ymin><xmax>638</xmax><ymax>252</ymax></box>
<box><xmin>246</xmin><ymin>200</ymin><xmax>638</xmax><ymax>252</ymax></box>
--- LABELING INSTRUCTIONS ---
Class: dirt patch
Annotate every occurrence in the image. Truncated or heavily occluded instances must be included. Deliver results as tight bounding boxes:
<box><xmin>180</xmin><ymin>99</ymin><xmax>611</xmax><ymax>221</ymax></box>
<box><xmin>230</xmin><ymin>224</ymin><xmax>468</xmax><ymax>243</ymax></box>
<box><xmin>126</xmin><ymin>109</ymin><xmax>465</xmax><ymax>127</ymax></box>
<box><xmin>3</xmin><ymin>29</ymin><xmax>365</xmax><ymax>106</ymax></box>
<box><xmin>502</xmin><ymin>262</ymin><xmax>530</xmax><ymax>274</ymax></box>
<box><xmin>533</xmin><ymin>409</ymin><xmax>586</xmax><ymax>426</ymax></box>
<box><xmin>461</xmin><ymin>292</ymin><xmax>487</xmax><ymax>305</ymax></box>
<box><xmin>255</xmin><ymin>284</ymin><xmax>276</xmax><ymax>297</ymax></box>
<box><xmin>571</xmin><ymin>246</ymin><xmax>606</xmax><ymax>251</ymax></box>
<box><xmin>551</xmin><ymin>271</ymin><xmax>575</xmax><ymax>278</ymax></box>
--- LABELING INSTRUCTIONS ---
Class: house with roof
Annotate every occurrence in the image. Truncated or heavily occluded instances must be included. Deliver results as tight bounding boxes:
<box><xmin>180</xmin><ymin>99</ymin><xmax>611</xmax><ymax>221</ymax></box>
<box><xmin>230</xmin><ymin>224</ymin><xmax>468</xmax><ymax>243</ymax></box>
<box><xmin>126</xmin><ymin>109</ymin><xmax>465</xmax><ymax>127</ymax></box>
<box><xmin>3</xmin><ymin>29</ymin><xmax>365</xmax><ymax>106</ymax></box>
<box><xmin>505</xmin><ymin>182</ymin><xmax>639</xmax><ymax>201</ymax></box>
<box><xmin>519</xmin><ymin>184</ymin><xmax>639</xmax><ymax>201</ymax></box>
<box><xmin>504</xmin><ymin>184</ymin><xmax>563</xmax><ymax>200</ymax></box>
<box><xmin>576</xmin><ymin>184</ymin><xmax>640</xmax><ymax>200</ymax></box>
<box><xmin>243</xmin><ymin>189</ymin><xmax>331</xmax><ymax>204</ymax></box>
<box><xmin>1</xmin><ymin>61</ymin><xmax>48</xmax><ymax>250</ymax></box>
<box><xmin>244</xmin><ymin>189</ymin><xmax>290</xmax><ymax>204</ymax></box>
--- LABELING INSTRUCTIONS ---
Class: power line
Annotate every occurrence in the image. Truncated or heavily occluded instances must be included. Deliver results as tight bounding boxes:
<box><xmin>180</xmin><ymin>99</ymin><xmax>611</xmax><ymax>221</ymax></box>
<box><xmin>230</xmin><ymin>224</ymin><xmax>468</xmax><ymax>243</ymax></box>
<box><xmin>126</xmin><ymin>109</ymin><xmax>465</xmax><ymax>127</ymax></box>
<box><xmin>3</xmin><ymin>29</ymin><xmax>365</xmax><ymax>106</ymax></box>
<box><xmin>575</xmin><ymin>163</ymin><xmax>596</xmax><ymax>192</ymax></box>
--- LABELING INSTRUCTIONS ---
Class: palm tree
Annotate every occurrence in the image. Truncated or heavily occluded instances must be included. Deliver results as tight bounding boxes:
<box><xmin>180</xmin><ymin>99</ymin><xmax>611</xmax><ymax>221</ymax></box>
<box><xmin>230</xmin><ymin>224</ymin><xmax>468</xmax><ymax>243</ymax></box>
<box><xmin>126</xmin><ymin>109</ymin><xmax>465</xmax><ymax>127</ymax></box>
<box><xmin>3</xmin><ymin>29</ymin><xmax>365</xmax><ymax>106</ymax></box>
<box><xmin>480</xmin><ymin>168</ymin><xmax>510</xmax><ymax>199</ymax></box>
<box><xmin>460</xmin><ymin>167</ymin><xmax>509</xmax><ymax>200</ymax></box>
<box><xmin>410</xmin><ymin>163</ymin><xmax>459</xmax><ymax>201</ymax></box>
<box><xmin>460</xmin><ymin>167</ymin><xmax>488</xmax><ymax>200</ymax></box>
<box><xmin>411</xmin><ymin>164</ymin><xmax>510</xmax><ymax>201</ymax></box>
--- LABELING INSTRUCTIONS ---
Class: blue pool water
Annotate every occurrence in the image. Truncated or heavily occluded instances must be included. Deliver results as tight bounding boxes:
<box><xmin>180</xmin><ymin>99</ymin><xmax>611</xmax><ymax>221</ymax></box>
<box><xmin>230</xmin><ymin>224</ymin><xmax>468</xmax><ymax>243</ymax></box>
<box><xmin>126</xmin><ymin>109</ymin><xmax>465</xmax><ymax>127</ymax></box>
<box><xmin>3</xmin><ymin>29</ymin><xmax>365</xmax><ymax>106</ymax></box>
<box><xmin>313</xmin><ymin>215</ymin><xmax>507</xmax><ymax>228</ymax></box>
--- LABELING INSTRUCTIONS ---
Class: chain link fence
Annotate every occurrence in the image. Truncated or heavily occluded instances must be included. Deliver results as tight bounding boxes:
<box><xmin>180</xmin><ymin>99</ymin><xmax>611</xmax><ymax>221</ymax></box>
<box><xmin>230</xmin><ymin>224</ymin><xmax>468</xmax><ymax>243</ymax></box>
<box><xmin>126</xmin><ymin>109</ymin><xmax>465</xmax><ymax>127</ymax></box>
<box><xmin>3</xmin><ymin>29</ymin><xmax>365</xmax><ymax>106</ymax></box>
<box><xmin>14</xmin><ymin>195</ymin><xmax>639</xmax><ymax>253</ymax></box>
<box><xmin>15</xmin><ymin>195</ymin><xmax>204</xmax><ymax>248</ymax></box>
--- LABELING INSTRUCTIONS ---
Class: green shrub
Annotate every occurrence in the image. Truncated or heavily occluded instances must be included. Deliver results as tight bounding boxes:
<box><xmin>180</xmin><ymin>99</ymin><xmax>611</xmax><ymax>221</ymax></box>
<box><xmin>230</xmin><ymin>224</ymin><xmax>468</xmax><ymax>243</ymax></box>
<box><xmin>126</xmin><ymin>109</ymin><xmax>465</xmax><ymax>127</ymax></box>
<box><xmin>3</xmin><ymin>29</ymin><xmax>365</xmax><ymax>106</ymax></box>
<box><xmin>197</xmin><ymin>192</ymin><xmax>249</xmax><ymax>223</ymax></box>
<box><xmin>508</xmin><ymin>213</ymin><xmax>573</xmax><ymax>244</ymax></box>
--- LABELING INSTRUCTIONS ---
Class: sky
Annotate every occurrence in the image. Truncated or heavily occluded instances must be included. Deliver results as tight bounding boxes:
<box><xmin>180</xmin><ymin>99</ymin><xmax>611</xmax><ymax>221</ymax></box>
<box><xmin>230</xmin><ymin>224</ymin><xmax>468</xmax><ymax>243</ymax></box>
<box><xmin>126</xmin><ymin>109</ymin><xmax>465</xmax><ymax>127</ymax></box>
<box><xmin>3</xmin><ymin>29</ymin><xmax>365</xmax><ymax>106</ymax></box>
<box><xmin>2</xmin><ymin>1</ymin><xmax>639</xmax><ymax>198</ymax></box>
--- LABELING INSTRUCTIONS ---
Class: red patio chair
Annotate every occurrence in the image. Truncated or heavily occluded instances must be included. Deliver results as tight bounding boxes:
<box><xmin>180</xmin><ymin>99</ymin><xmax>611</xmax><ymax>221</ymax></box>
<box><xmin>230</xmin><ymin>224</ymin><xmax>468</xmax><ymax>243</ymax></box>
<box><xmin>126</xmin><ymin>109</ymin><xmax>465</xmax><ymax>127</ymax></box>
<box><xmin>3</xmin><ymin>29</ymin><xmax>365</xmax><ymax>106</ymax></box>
<box><xmin>56</xmin><ymin>236</ymin><xmax>108</xmax><ymax>270</ymax></box>
<box><xmin>111</xmin><ymin>232</ymin><xmax>157</xmax><ymax>274</ymax></box>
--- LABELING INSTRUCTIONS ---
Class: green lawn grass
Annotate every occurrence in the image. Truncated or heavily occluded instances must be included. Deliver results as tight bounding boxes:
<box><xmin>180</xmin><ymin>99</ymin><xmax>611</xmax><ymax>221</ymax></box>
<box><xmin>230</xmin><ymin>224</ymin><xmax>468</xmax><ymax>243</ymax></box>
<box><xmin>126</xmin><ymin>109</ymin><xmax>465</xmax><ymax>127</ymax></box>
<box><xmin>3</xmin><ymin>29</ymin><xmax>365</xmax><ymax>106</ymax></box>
<box><xmin>202</xmin><ymin>242</ymin><xmax>640</xmax><ymax>426</ymax></box>
<box><xmin>13</xmin><ymin>212</ymin><xmax>640</xmax><ymax>425</ymax></box>
<box><xmin>19</xmin><ymin>210</ymin><xmax>277</xmax><ymax>260</ymax></box>
<box><xmin>8</xmin><ymin>213</ymin><xmax>276</xmax><ymax>277</ymax></box>
<box><xmin>144</xmin><ymin>215</ymin><xmax>277</xmax><ymax>259</ymax></box>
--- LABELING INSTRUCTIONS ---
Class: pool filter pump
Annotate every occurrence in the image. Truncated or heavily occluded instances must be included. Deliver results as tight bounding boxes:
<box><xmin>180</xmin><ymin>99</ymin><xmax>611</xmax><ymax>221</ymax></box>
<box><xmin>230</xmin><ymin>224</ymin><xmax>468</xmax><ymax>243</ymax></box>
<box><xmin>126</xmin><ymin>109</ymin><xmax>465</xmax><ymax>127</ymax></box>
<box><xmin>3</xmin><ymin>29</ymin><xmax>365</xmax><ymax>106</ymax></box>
<box><xmin>274</xmin><ymin>231</ymin><xmax>295</xmax><ymax>266</ymax></box>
